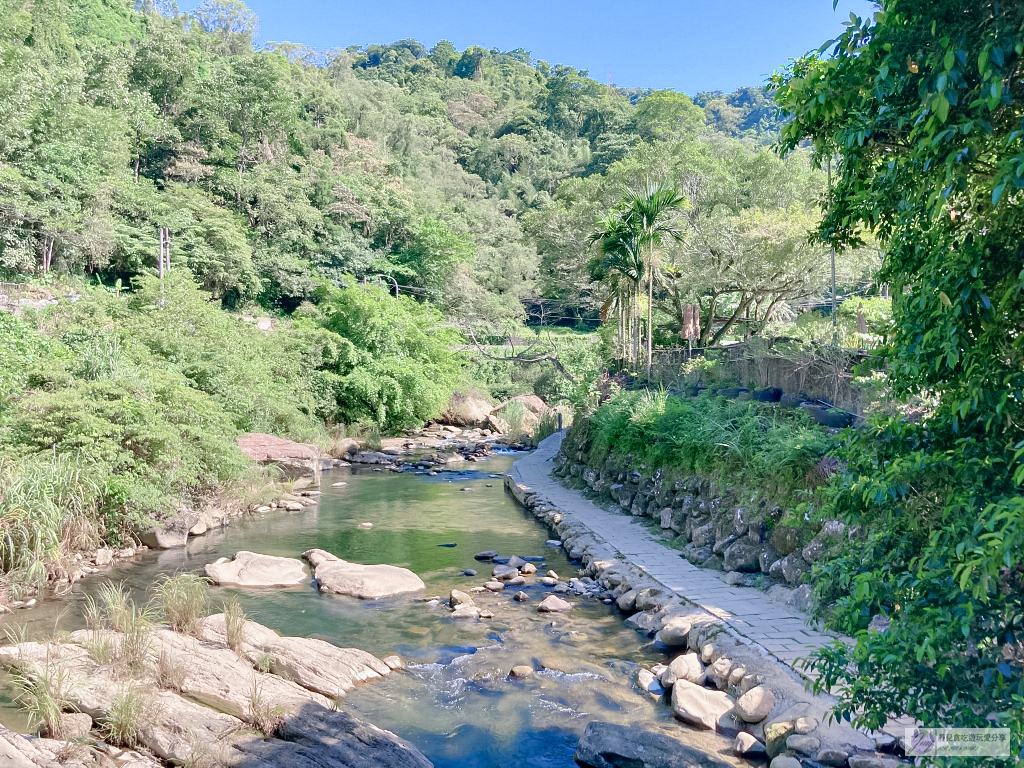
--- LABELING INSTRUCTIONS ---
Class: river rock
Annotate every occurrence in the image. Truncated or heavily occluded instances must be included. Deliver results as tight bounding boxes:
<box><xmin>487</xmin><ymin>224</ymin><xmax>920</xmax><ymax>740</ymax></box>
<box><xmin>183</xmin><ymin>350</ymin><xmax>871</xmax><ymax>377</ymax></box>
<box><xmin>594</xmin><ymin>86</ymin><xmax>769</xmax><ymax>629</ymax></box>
<box><xmin>574</xmin><ymin>721</ymin><xmax>735</xmax><ymax>768</ymax></box>
<box><xmin>660</xmin><ymin>653</ymin><xmax>703</xmax><ymax>687</ymax></box>
<box><xmin>451</xmin><ymin>604</ymin><xmax>480</xmax><ymax>619</ymax></box>
<box><xmin>787</xmin><ymin>735</ymin><xmax>820</xmax><ymax>755</ymax></box>
<box><xmin>616</xmin><ymin>588</ymin><xmax>639</xmax><ymax>612</ymax></box>
<box><xmin>736</xmin><ymin>685</ymin><xmax>776</xmax><ymax>722</ymax></box>
<box><xmin>816</xmin><ymin>748</ymin><xmax>850</xmax><ymax>766</ymax></box>
<box><xmin>474</xmin><ymin>550</ymin><xmax>498</xmax><ymax>561</ymax></box>
<box><xmin>94</xmin><ymin>548</ymin><xmax>113</xmax><ymax>567</ymax></box>
<box><xmin>506</xmin><ymin>575</ymin><xmax>527</xmax><ymax>586</ymax></box>
<box><xmin>706</xmin><ymin>656</ymin><xmax>734</xmax><ymax>688</ymax></box>
<box><xmin>382</xmin><ymin>655</ymin><xmax>405</xmax><ymax>671</ymax></box>
<box><xmin>734</xmin><ymin>732</ymin><xmax>768</xmax><ymax>758</ymax></box>
<box><xmin>670</xmin><ymin>680</ymin><xmax>734</xmax><ymax>731</ymax></box>
<box><xmin>771</xmin><ymin>757</ymin><xmax>802</xmax><ymax>768</ymax></box>
<box><xmin>358</xmin><ymin>522</ymin><xmax>374</xmax><ymax>529</ymax></box>
<box><xmin>449</xmin><ymin>589</ymin><xmax>475</xmax><ymax>608</ymax></box>
<box><xmin>537</xmin><ymin>595</ymin><xmax>572</xmax><ymax>613</ymax></box>
<box><xmin>540</xmin><ymin>577</ymin><xmax>557</xmax><ymax>585</ymax></box>
<box><xmin>513</xmin><ymin>591</ymin><xmax>529</xmax><ymax>602</ymax></box>
<box><xmin>520</xmin><ymin>562</ymin><xmax>537</xmax><ymax>574</ymax></box>
<box><xmin>303</xmin><ymin>549</ymin><xmax>425</xmax><ymax>599</ymax></box>
<box><xmin>443</xmin><ymin>392</ymin><xmax>495</xmax><ymax>427</ymax></box>
<box><xmin>492</xmin><ymin>565</ymin><xmax>519</xmax><ymax>580</ymax></box>
<box><xmin>636</xmin><ymin>669</ymin><xmax>665</xmax><ymax>696</ymax></box>
<box><xmin>506</xmin><ymin>555</ymin><xmax>528</xmax><ymax>569</ymax></box>
<box><xmin>655</xmin><ymin>616</ymin><xmax>691</xmax><ymax>646</ymax></box>
<box><xmin>794</xmin><ymin>716</ymin><xmax>819</xmax><ymax>734</ymax></box>
<box><xmin>484</xmin><ymin>581</ymin><xmax>504</xmax><ymax>591</ymax></box>
<box><xmin>510</xmin><ymin>665</ymin><xmax>534</xmax><ymax>679</ymax></box>
<box><xmin>205</xmin><ymin>551</ymin><xmax>307</xmax><ymax>588</ymax></box>
<box><xmin>462</xmin><ymin>569</ymin><xmax>477</xmax><ymax>577</ymax></box>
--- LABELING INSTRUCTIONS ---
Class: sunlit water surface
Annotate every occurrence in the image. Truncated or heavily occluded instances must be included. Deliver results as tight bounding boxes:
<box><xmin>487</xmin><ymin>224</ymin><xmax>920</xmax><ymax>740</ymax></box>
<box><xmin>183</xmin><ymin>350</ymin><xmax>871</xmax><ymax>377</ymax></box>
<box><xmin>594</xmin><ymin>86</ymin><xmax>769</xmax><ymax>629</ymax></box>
<box><xmin>0</xmin><ymin>454</ymin><xmax>743</xmax><ymax>767</ymax></box>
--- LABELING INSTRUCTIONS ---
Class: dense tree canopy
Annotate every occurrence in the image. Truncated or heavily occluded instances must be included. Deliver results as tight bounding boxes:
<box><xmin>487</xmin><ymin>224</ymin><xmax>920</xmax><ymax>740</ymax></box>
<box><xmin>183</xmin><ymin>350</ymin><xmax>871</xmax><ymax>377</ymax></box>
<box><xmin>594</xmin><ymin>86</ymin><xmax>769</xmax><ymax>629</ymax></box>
<box><xmin>773</xmin><ymin>0</ymin><xmax>1024</xmax><ymax>749</ymax></box>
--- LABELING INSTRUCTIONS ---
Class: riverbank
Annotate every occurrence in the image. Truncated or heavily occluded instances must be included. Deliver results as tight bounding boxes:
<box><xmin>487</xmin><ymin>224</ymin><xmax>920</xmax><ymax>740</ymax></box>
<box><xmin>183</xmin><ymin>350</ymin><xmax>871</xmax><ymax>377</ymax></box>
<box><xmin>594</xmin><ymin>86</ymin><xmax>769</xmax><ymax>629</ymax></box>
<box><xmin>506</xmin><ymin>432</ymin><xmax>907</xmax><ymax>767</ymax></box>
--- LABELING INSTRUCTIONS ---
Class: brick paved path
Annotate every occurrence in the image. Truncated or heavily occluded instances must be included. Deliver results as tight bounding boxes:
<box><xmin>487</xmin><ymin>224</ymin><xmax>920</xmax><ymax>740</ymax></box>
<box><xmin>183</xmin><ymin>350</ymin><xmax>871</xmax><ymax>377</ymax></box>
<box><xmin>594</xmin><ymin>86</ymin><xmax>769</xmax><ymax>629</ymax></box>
<box><xmin>508</xmin><ymin>431</ymin><xmax>849</xmax><ymax>679</ymax></box>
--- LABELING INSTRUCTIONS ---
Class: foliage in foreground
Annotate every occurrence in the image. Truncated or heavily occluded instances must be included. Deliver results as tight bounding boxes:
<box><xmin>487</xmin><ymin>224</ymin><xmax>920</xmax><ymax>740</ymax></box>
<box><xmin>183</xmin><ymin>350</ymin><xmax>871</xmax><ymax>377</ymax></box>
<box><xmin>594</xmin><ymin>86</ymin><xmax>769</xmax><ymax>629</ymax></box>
<box><xmin>0</xmin><ymin>273</ymin><xmax>466</xmax><ymax>579</ymax></box>
<box><xmin>773</xmin><ymin>0</ymin><xmax>1024</xmax><ymax>752</ymax></box>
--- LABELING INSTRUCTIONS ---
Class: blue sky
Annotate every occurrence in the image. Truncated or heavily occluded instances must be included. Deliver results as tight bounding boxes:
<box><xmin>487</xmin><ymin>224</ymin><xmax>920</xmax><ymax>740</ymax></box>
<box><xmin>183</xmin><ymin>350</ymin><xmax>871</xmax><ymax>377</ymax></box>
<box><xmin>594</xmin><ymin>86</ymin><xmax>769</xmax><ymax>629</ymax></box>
<box><xmin>181</xmin><ymin>0</ymin><xmax>877</xmax><ymax>94</ymax></box>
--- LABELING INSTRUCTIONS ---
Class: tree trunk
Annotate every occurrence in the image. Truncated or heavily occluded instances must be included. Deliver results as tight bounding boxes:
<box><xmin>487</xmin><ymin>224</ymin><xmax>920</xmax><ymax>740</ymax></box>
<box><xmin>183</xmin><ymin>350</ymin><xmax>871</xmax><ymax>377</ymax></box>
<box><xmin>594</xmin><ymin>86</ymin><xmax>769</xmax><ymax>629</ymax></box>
<box><xmin>646</xmin><ymin>249</ymin><xmax>654</xmax><ymax>380</ymax></box>
<box><xmin>708</xmin><ymin>294</ymin><xmax>754</xmax><ymax>347</ymax></box>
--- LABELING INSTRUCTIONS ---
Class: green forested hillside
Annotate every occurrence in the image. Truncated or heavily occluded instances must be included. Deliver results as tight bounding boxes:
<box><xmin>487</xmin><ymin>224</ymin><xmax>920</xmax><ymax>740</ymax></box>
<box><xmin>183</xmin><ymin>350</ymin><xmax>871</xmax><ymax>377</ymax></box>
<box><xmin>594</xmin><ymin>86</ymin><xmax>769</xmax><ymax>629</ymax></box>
<box><xmin>0</xmin><ymin>0</ymin><xmax>798</xmax><ymax>324</ymax></box>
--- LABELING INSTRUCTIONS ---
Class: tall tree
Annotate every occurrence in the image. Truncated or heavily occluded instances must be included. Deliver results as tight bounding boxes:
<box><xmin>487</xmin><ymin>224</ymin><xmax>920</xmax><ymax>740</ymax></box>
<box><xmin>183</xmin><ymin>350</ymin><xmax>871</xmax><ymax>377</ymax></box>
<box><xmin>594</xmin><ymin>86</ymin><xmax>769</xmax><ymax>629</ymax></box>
<box><xmin>618</xmin><ymin>181</ymin><xmax>686</xmax><ymax>378</ymax></box>
<box><xmin>772</xmin><ymin>0</ymin><xmax>1024</xmax><ymax>744</ymax></box>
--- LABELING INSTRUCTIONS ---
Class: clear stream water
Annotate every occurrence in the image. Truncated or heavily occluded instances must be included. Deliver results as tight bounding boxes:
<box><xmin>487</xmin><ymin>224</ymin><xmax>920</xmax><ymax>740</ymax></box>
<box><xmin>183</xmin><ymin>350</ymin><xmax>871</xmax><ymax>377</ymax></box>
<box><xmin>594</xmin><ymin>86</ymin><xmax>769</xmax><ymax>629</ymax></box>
<box><xmin>0</xmin><ymin>453</ymin><xmax>742</xmax><ymax>767</ymax></box>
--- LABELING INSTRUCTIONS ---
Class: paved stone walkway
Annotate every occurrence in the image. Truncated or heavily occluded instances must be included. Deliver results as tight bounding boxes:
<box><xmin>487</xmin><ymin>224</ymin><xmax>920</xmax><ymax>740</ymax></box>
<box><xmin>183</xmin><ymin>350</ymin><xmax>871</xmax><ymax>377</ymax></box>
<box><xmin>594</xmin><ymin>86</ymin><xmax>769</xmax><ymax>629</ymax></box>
<box><xmin>508</xmin><ymin>431</ymin><xmax>847</xmax><ymax>679</ymax></box>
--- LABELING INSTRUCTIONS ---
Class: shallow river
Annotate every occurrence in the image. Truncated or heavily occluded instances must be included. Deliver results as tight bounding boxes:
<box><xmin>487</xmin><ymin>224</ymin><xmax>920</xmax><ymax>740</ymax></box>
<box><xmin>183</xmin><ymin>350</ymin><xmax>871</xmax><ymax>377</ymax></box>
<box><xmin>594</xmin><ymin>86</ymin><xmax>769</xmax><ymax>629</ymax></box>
<box><xmin>0</xmin><ymin>453</ymin><xmax>741</xmax><ymax>767</ymax></box>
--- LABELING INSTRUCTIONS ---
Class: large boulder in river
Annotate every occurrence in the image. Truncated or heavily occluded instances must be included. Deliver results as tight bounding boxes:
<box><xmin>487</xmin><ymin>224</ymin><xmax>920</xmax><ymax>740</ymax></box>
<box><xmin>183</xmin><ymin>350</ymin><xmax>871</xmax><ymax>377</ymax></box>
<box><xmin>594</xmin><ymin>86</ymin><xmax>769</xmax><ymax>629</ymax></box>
<box><xmin>205</xmin><ymin>551</ymin><xmax>307</xmax><ymax>587</ymax></box>
<box><xmin>574</xmin><ymin>721</ymin><xmax>734</xmax><ymax>768</ymax></box>
<box><xmin>237</xmin><ymin>433</ymin><xmax>320</xmax><ymax>478</ymax></box>
<box><xmin>671</xmin><ymin>679</ymin><xmax>735</xmax><ymax>731</ymax></box>
<box><xmin>443</xmin><ymin>392</ymin><xmax>495</xmax><ymax>427</ymax></box>
<box><xmin>303</xmin><ymin>548</ymin><xmax>425</xmax><ymax>599</ymax></box>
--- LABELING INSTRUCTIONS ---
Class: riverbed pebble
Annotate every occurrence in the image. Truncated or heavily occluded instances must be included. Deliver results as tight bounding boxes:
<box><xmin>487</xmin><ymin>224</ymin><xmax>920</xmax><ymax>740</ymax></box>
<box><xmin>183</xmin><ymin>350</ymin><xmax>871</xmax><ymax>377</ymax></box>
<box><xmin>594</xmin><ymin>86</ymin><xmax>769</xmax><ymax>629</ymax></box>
<box><xmin>546</xmin><ymin>570</ymin><xmax>559</xmax><ymax>579</ymax></box>
<box><xmin>545</xmin><ymin>539</ymin><xmax>562</xmax><ymax>547</ymax></box>
<box><xmin>483</xmin><ymin>581</ymin><xmax>505</xmax><ymax>591</ymax></box>
<box><xmin>540</xmin><ymin>577</ymin><xmax>557</xmax><ymax>586</ymax></box>
<box><xmin>358</xmin><ymin>522</ymin><xmax>373</xmax><ymax>529</ymax></box>
<box><xmin>462</xmin><ymin>569</ymin><xmax>477</xmax><ymax>576</ymax></box>
<box><xmin>382</xmin><ymin>655</ymin><xmax>405</xmax><ymax>671</ymax></box>
<box><xmin>474</xmin><ymin>550</ymin><xmax>498</xmax><ymax>561</ymax></box>
<box><xmin>537</xmin><ymin>595</ymin><xmax>572</xmax><ymax>613</ymax></box>
<box><xmin>510</xmin><ymin>665</ymin><xmax>534</xmax><ymax>679</ymax></box>
<box><xmin>513</xmin><ymin>591</ymin><xmax>529</xmax><ymax>602</ymax></box>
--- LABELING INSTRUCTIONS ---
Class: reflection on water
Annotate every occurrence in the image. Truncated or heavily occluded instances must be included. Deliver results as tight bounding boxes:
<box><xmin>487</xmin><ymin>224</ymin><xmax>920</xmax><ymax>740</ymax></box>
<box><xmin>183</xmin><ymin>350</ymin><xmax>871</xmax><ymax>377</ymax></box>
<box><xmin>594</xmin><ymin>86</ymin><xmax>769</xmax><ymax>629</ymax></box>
<box><xmin>0</xmin><ymin>454</ymin><xmax>743</xmax><ymax>767</ymax></box>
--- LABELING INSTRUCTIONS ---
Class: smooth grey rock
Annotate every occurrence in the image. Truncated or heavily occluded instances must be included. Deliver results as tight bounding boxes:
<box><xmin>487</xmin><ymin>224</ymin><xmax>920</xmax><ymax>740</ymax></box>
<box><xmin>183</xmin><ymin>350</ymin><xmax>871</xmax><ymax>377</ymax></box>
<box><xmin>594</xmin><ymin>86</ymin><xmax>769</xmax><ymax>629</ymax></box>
<box><xmin>492</xmin><ymin>564</ymin><xmax>519</xmax><ymax>580</ymax></box>
<box><xmin>787</xmin><ymin>735</ymin><xmax>820</xmax><ymax>755</ymax></box>
<box><xmin>205</xmin><ymin>551</ymin><xmax>307</xmax><ymax>588</ymax></box>
<box><xmin>655</xmin><ymin>617</ymin><xmax>691</xmax><ymax>646</ymax></box>
<box><xmin>735</xmin><ymin>685</ymin><xmax>776</xmax><ymax>723</ymax></box>
<box><xmin>660</xmin><ymin>653</ymin><xmax>703</xmax><ymax>688</ymax></box>
<box><xmin>449</xmin><ymin>589</ymin><xmax>475</xmax><ymax>608</ymax></box>
<box><xmin>303</xmin><ymin>549</ymin><xmax>425</xmax><ymax>599</ymax></box>
<box><xmin>574</xmin><ymin>721</ymin><xmax>735</xmax><ymax>768</ymax></box>
<box><xmin>537</xmin><ymin>595</ymin><xmax>572</xmax><ymax>613</ymax></box>
<box><xmin>771</xmin><ymin>757</ymin><xmax>802</xmax><ymax>768</ymax></box>
<box><xmin>734</xmin><ymin>732</ymin><xmax>768</xmax><ymax>758</ymax></box>
<box><xmin>671</xmin><ymin>680</ymin><xmax>734</xmax><ymax>731</ymax></box>
<box><xmin>637</xmin><ymin>669</ymin><xmax>666</xmax><ymax>696</ymax></box>
<box><xmin>816</xmin><ymin>748</ymin><xmax>849</xmax><ymax>766</ymax></box>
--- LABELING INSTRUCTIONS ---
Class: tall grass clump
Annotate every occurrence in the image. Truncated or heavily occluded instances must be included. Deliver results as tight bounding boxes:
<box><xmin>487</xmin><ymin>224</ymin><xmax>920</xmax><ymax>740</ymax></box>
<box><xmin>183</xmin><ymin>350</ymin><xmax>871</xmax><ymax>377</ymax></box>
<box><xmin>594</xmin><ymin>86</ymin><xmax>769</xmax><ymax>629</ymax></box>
<box><xmin>81</xmin><ymin>583</ymin><xmax>154</xmax><ymax>678</ymax></box>
<box><xmin>582</xmin><ymin>391</ymin><xmax>836</xmax><ymax>503</ymax></box>
<box><xmin>222</xmin><ymin>597</ymin><xmax>247</xmax><ymax>652</ymax></box>
<box><xmin>103</xmin><ymin>686</ymin><xmax>149</xmax><ymax>747</ymax></box>
<box><xmin>532</xmin><ymin>411</ymin><xmax>564</xmax><ymax>445</ymax></box>
<box><xmin>0</xmin><ymin>454</ymin><xmax>102</xmax><ymax>580</ymax></box>
<box><xmin>153</xmin><ymin>573</ymin><xmax>210</xmax><ymax>636</ymax></box>
<box><xmin>500</xmin><ymin>400</ymin><xmax>529</xmax><ymax>440</ymax></box>
<box><xmin>12</xmin><ymin>650</ymin><xmax>74</xmax><ymax>738</ymax></box>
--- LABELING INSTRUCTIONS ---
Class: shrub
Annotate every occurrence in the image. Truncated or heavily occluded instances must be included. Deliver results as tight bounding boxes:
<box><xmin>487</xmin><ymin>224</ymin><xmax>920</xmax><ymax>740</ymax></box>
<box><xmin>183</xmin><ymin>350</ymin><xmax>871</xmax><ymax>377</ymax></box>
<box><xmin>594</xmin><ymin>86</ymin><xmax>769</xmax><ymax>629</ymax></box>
<box><xmin>12</xmin><ymin>650</ymin><xmax>73</xmax><ymax>739</ymax></box>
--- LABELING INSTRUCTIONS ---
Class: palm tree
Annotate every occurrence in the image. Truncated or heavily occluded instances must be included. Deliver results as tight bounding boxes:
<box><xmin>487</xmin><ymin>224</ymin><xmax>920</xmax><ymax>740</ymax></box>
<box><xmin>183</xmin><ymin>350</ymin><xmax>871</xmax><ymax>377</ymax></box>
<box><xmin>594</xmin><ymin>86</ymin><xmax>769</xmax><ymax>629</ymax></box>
<box><xmin>591</xmin><ymin>215</ymin><xmax>645</xmax><ymax>366</ymax></box>
<box><xmin>619</xmin><ymin>181</ymin><xmax>687</xmax><ymax>378</ymax></box>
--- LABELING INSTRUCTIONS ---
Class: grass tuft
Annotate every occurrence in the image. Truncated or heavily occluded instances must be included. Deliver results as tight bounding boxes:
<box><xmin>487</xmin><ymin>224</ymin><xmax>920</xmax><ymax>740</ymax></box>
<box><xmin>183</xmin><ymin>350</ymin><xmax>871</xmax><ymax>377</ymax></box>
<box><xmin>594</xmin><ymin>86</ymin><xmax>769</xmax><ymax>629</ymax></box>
<box><xmin>246</xmin><ymin>678</ymin><xmax>285</xmax><ymax>736</ymax></box>
<box><xmin>222</xmin><ymin>597</ymin><xmax>247</xmax><ymax>652</ymax></box>
<box><xmin>103</xmin><ymin>686</ymin><xmax>151</xmax><ymax>748</ymax></box>
<box><xmin>153</xmin><ymin>573</ymin><xmax>210</xmax><ymax>636</ymax></box>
